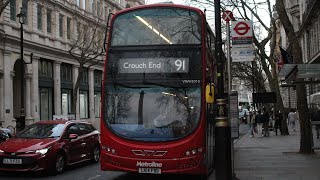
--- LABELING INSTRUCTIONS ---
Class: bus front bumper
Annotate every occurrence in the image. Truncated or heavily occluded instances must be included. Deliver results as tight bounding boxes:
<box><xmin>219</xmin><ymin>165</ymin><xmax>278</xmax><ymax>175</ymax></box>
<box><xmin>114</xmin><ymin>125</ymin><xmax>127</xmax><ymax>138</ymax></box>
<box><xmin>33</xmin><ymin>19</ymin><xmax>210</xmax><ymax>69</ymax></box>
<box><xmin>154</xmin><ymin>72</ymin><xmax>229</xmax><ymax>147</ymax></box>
<box><xmin>101</xmin><ymin>152</ymin><xmax>207</xmax><ymax>175</ymax></box>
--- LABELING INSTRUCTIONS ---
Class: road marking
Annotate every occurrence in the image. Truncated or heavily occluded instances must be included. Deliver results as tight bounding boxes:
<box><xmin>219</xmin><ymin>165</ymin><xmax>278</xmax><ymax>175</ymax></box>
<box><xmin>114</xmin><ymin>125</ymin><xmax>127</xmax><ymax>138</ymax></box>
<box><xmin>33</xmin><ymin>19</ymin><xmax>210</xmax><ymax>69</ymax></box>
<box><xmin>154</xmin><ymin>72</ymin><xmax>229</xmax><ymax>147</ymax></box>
<box><xmin>87</xmin><ymin>175</ymin><xmax>101</xmax><ymax>180</ymax></box>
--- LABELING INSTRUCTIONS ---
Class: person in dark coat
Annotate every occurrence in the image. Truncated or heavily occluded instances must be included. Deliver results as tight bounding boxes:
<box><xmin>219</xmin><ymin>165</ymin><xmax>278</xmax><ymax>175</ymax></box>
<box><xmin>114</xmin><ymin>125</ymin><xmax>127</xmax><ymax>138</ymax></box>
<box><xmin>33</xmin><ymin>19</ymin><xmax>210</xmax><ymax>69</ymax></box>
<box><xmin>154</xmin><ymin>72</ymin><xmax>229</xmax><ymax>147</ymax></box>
<box><xmin>312</xmin><ymin>108</ymin><xmax>320</xmax><ymax>139</ymax></box>
<box><xmin>274</xmin><ymin>110</ymin><xmax>283</xmax><ymax>135</ymax></box>
<box><xmin>263</xmin><ymin>108</ymin><xmax>270</xmax><ymax>137</ymax></box>
<box><xmin>255</xmin><ymin>110</ymin><xmax>264</xmax><ymax>137</ymax></box>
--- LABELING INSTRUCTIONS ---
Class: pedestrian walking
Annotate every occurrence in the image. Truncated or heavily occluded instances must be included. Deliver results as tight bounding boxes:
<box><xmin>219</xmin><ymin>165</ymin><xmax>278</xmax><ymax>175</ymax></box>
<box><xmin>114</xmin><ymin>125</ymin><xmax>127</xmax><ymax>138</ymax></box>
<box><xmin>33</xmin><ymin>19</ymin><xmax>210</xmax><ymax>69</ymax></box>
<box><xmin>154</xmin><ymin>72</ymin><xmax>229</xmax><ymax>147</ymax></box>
<box><xmin>255</xmin><ymin>110</ymin><xmax>264</xmax><ymax>137</ymax></box>
<box><xmin>274</xmin><ymin>110</ymin><xmax>283</xmax><ymax>135</ymax></box>
<box><xmin>288</xmin><ymin>108</ymin><xmax>298</xmax><ymax>131</ymax></box>
<box><xmin>249</xmin><ymin>111</ymin><xmax>255</xmax><ymax>137</ymax></box>
<box><xmin>312</xmin><ymin>108</ymin><xmax>320</xmax><ymax>139</ymax></box>
<box><xmin>263</xmin><ymin>107</ymin><xmax>270</xmax><ymax>137</ymax></box>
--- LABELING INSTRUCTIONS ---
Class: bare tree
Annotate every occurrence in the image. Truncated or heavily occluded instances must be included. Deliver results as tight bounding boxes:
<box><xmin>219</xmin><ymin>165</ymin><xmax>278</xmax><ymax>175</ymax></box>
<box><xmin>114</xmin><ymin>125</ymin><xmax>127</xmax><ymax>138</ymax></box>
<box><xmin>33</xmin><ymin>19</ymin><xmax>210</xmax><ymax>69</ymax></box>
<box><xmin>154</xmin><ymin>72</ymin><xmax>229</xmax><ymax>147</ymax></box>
<box><xmin>275</xmin><ymin>0</ymin><xmax>312</xmax><ymax>154</ymax></box>
<box><xmin>190</xmin><ymin>0</ymin><xmax>290</xmax><ymax>134</ymax></box>
<box><xmin>69</xmin><ymin>16</ymin><xmax>105</xmax><ymax>115</ymax></box>
<box><xmin>0</xmin><ymin>0</ymin><xmax>9</xmax><ymax>16</ymax></box>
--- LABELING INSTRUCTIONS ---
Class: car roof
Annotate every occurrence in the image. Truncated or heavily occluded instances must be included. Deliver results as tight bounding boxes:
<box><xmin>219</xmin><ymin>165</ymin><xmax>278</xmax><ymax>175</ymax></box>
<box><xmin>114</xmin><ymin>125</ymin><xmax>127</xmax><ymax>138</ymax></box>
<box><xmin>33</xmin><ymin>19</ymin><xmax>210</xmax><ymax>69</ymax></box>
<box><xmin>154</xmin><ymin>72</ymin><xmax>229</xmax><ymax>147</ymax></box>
<box><xmin>35</xmin><ymin>120</ymin><xmax>91</xmax><ymax>125</ymax></box>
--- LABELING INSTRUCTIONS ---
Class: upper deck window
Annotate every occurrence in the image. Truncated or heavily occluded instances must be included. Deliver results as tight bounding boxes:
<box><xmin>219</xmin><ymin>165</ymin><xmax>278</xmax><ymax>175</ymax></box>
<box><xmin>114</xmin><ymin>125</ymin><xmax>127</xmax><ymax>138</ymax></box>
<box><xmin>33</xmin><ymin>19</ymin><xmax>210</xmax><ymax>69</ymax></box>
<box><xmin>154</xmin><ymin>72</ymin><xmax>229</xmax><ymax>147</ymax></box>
<box><xmin>111</xmin><ymin>7</ymin><xmax>202</xmax><ymax>46</ymax></box>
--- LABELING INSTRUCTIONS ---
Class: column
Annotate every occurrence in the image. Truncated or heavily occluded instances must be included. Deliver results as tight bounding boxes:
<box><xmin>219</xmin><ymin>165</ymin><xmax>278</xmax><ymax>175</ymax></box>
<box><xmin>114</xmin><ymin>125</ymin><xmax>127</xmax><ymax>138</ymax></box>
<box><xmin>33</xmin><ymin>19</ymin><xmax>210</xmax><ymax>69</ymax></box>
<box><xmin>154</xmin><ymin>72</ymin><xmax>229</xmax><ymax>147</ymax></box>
<box><xmin>73</xmin><ymin>65</ymin><xmax>80</xmax><ymax>119</ymax></box>
<box><xmin>31</xmin><ymin>57</ymin><xmax>40</xmax><ymax>122</ymax></box>
<box><xmin>54</xmin><ymin>61</ymin><xmax>62</xmax><ymax>116</ymax></box>
<box><xmin>24</xmin><ymin>73</ymin><xmax>34</xmax><ymax>125</ymax></box>
<box><xmin>3</xmin><ymin>52</ymin><xmax>15</xmax><ymax>129</ymax></box>
<box><xmin>89</xmin><ymin>68</ymin><xmax>95</xmax><ymax>122</ymax></box>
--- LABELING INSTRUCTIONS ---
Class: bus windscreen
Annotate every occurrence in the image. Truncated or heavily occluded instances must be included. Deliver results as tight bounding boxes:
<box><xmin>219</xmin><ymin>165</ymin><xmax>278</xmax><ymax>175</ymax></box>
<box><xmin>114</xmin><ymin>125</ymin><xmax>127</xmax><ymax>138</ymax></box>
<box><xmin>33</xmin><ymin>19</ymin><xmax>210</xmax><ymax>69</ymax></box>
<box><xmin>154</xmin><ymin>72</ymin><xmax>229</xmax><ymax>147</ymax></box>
<box><xmin>111</xmin><ymin>8</ymin><xmax>201</xmax><ymax>46</ymax></box>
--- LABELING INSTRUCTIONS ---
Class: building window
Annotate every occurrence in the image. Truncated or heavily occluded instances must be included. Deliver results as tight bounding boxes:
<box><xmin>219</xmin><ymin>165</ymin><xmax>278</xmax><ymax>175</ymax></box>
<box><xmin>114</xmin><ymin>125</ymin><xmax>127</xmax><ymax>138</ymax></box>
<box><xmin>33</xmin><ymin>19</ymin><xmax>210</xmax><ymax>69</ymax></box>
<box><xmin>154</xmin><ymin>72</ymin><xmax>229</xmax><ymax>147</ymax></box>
<box><xmin>94</xmin><ymin>70</ymin><xmax>102</xmax><ymax>117</ymax></box>
<box><xmin>79</xmin><ymin>69</ymin><xmax>89</xmax><ymax>119</ymax></box>
<box><xmin>76</xmin><ymin>22</ymin><xmax>81</xmax><ymax>38</ymax></box>
<box><xmin>61</xmin><ymin>63</ymin><xmax>73</xmax><ymax>82</ymax></box>
<box><xmin>61</xmin><ymin>63</ymin><xmax>73</xmax><ymax>115</ymax></box>
<box><xmin>59</xmin><ymin>14</ymin><xmax>64</xmax><ymax>37</ymax></box>
<box><xmin>80</xmin><ymin>90</ymin><xmax>89</xmax><ymax>119</ymax></box>
<box><xmin>97</xmin><ymin>0</ymin><xmax>101</xmax><ymax>16</ymax></box>
<box><xmin>83</xmin><ymin>0</ymin><xmax>86</xmax><ymax>10</ymax></box>
<box><xmin>76</xmin><ymin>0</ymin><xmax>80</xmax><ymax>7</ymax></box>
<box><xmin>22</xmin><ymin>0</ymin><xmax>28</xmax><ymax>25</ymax></box>
<box><xmin>105</xmin><ymin>7</ymin><xmax>108</xmax><ymax>20</ymax></box>
<box><xmin>80</xmin><ymin>69</ymin><xmax>88</xmax><ymax>84</ymax></box>
<box><xmin>62</xmin><ymin>89</ymin><xmax>72</xmax><ymax>115</ymax></box>
<box><xmin>91</xmin><ymin>0</ymin><xmax>94</xmax><ymax>15</ymax></box>
<box><xmin>67</xmin><ymin>17</ymin><xmax>71</xmax><ymax>39</ymax></box>
<box><xmin>47</xmin><ymin>9</ymin><xmax>52</xmax><ymax>33</ymax></box>
<box><xmin>38</xmin><ymin>59</ymin><xmax>54</xmax><ymax>121</ymax></box>
<box><xmin>10</xmin><ymin>0</ymin><xmax>16</xmax><ymax>21</ymax></box>
<box><xmin>94</xmin><ymin>92</ymin><xmax>101</xmax><ymax>117</ymax></box>
<box><xmin>37</xmin><ymin>4</ymin><xmax>43</xmax><ymax>30</ymax></box>
<box><xmin>39</xmin><ymin>60</ymin><xmax>53</xmax><ymax>78</ymax></box>
<box><xmin>39</xmin><ymin>88</ymin><xmax>53</xmax><ymax>120</ymax></box>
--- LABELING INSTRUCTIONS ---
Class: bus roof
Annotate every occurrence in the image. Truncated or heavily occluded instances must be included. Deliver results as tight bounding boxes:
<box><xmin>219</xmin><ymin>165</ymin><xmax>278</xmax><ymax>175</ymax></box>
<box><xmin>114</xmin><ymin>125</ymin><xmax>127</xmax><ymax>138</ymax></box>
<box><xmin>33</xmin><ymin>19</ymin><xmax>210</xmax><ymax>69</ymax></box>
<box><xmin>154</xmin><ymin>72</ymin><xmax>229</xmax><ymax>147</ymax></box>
<box><xmin>113</xmin><ymin>3</ymin><xmax>204</xmax><ymax>17</ymax></box>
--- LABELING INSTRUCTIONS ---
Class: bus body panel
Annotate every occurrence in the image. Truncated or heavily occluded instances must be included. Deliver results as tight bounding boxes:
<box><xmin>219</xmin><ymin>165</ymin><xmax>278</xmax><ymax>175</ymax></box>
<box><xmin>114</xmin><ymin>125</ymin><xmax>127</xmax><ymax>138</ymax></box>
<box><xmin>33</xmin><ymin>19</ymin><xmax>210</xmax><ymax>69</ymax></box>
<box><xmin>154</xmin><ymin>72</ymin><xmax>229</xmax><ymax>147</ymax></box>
<box><xmin>100</xmin><ymin>115</ymin><xmax>207</xmax><ymax>175</ymax></box>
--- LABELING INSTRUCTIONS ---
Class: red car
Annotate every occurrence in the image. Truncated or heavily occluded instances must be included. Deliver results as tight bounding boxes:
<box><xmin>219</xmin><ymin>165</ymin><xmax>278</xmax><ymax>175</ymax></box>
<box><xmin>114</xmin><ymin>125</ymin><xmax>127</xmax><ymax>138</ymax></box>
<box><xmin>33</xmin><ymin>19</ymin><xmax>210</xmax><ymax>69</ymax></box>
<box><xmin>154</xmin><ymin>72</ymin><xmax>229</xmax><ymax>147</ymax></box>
<box><xmin>0</xmin><ymin>120</ymin><xmax>100</xmax><ymax>174</ymax></box>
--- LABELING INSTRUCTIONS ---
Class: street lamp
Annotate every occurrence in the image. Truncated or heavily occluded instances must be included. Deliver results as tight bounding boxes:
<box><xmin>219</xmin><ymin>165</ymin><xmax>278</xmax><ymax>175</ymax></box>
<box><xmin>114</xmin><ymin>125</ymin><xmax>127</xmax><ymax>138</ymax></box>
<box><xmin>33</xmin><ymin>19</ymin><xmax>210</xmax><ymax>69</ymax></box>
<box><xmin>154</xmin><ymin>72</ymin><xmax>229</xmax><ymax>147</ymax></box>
<box><xmin>17</xmin><ymin>8</ymin><xmax>26</xmax><ymax>119</ymax></box>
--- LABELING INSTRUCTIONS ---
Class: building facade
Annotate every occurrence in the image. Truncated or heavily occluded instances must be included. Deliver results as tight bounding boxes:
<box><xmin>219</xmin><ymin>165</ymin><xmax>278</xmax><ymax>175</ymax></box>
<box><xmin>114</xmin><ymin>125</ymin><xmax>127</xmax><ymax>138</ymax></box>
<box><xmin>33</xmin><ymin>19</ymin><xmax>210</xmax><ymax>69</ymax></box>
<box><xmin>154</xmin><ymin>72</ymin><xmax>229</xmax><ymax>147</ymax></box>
<box><xmin>0</xmin><ymin>0</ymin><xmax>144</xmax><ymax>133</ymax></box>
<box><xmin>277</xmin><ymin>0</ymin><xmax>320</xmax><ymax>110</ymax></box>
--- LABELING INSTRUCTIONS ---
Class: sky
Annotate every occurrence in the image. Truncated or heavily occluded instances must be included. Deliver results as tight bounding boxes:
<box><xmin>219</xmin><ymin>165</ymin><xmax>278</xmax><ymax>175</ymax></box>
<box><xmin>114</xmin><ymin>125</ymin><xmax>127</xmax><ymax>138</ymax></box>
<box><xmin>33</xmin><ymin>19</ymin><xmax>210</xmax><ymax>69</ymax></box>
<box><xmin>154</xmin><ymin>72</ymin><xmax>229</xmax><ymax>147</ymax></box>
<box><xmin>144</xmin><ymin>0</ymin><xmax>273</xmax><ymax>44</ymax></box>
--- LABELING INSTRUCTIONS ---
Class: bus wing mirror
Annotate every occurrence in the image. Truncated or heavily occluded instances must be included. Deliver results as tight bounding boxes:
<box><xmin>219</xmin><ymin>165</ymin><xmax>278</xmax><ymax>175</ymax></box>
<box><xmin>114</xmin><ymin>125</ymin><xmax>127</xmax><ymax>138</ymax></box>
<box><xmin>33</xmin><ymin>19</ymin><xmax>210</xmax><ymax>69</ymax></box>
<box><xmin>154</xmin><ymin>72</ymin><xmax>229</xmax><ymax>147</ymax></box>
<box><xmin>206</xmin><ymin>84</ymin><xmax>214</xmax><ymax>104</ymax></box>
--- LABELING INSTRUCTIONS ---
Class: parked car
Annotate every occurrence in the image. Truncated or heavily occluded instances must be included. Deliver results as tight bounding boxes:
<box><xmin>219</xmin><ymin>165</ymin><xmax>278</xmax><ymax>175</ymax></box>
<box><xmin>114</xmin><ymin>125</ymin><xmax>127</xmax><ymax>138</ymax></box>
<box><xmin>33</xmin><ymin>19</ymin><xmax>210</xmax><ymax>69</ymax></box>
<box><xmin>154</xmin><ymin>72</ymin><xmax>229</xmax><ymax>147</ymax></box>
<box><xmin>0</xmin><ymin>120</ymin><xmax>100</xmax><ymax>174</ymax></box>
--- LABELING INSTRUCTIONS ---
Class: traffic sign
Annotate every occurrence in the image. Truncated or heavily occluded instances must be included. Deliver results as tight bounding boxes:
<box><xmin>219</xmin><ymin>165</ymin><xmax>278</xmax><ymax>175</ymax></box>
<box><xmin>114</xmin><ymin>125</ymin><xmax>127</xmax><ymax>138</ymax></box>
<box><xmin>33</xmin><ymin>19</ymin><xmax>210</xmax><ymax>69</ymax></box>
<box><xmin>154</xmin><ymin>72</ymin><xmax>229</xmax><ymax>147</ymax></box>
<box><xmin>222</xmin><ymin>10</ymin><xmax>233</xmax><ymax>22</ymax></box>
<box><xmin>234</xmin><ymin>22</ymin><xmax>250</xmax><ymax>35</ymax></box>
<box><xmin>231</xmin><ymin>21</ymin><xmax>253</xmax><ymax>38</ymax></box>
<box><xmin>231</xmin><ymin>20</ymin><xmax>254</xmax><ymax>62</ymax></box>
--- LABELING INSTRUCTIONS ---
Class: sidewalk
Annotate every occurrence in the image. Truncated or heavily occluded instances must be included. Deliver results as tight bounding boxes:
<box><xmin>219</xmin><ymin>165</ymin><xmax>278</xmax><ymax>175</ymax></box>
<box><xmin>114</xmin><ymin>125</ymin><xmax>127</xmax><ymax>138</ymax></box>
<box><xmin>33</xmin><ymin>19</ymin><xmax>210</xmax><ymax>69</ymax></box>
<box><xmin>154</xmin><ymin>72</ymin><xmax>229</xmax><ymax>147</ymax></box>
<box><xmin>233</xmin><ymin>123</ymin><xmax>320</xmax><ymax>180</ymax></box>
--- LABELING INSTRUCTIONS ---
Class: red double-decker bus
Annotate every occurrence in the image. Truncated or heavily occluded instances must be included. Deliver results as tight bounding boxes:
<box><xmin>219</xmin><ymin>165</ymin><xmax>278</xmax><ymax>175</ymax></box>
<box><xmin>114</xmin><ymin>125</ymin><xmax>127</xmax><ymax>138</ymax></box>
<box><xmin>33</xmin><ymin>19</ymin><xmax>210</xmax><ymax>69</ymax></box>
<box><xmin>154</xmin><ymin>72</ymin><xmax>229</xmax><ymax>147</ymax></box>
<box><xmin>100</xmin><ymin>3</ymin><xmax>217</xmax><ymax>178</ymax></box>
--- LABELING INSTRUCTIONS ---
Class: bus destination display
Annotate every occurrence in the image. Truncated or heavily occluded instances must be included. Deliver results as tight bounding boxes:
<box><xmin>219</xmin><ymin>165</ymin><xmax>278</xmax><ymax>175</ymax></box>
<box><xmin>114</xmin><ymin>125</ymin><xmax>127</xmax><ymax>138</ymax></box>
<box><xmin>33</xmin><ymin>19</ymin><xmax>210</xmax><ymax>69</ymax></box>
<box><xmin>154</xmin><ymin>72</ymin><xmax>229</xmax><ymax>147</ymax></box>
<box><xmin>118</xmin><ymin>58</ymin><xmax>189</xmax><ymax>73</ymax></box>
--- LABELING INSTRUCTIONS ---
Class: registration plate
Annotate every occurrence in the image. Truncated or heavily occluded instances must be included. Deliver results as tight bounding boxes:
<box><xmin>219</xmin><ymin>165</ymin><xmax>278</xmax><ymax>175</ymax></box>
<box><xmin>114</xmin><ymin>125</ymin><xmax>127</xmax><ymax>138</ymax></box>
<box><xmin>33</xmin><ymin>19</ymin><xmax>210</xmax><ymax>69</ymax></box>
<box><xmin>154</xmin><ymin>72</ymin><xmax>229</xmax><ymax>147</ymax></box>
<box><xmin>3</xmin><ymin>158</ymin><xmax>22</xmax><ymax>164</ymax></box>
<box><xmin>138</xmin><ymin>168</ymin><xmax>161</xmax><ymax>174</ymax></box>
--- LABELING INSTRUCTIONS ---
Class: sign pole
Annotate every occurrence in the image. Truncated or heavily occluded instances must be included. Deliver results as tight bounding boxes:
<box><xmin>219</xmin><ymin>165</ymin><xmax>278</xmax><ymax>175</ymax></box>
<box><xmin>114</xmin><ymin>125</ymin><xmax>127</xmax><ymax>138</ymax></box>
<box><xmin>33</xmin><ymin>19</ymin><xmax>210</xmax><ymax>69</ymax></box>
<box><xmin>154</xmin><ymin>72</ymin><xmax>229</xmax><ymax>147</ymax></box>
<box><xmin>227</xmin><ymin>19</ymin><xmax>231</xmax><ymax>97</ymax></box>
<box><xmin>215</xmin><ymin>4</ymin><xmax>232</xmax><ymax>180</ymax></box>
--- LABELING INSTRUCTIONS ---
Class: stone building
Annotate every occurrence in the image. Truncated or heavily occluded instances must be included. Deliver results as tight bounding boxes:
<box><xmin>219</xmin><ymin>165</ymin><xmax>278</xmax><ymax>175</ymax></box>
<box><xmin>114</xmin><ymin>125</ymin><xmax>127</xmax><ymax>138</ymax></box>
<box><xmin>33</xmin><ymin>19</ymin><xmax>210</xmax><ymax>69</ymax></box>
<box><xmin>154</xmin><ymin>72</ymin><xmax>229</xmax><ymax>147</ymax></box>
<box><xmin>277</xmin><ymin>0</ymin><xmax>320</xmax><ymax>110</ymax></box>
<box><xmin>0</xmin><ymin>0</ymin><xmax>144</xmax><ymax>133</ymax></box>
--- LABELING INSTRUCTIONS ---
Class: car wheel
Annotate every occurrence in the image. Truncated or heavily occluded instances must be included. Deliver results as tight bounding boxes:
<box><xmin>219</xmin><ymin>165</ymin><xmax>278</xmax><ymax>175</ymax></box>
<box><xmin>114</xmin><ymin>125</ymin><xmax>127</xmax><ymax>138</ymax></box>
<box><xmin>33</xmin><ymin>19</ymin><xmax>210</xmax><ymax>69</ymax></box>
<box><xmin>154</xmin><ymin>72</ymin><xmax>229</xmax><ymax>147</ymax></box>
<box><xmin>54</xmin><ymin>154</ymin><xmax>65</xmax><ymax>174</ymax></box>
<box><xmin>92</xmin><ymin>146</ymin><xmax>100</xmax><ymax>163</ymax></box>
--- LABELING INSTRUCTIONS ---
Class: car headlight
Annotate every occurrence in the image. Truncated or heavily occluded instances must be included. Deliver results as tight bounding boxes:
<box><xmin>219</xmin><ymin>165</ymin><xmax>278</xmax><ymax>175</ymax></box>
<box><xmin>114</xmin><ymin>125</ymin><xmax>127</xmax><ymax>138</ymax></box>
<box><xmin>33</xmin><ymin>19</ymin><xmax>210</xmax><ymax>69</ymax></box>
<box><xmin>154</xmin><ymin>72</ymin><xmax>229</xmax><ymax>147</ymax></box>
<box><xmin>36</xmin><ymin>148</ymin><xmax>50</xmax><ymax>155</ymax></box>
<box><xmin>0</xmin><ymin>150</ymin><xmax>4</xmax><ymax>154</ymax></box>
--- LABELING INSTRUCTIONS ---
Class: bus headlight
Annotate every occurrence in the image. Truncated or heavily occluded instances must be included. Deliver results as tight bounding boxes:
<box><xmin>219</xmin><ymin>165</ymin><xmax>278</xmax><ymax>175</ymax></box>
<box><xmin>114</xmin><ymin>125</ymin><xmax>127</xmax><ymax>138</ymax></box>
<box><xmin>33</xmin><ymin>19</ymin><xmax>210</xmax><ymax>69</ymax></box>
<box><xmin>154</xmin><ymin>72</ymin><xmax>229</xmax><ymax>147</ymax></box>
<box><xmin>185</xmin><ymin>151</ymin><xmax>191</xmax><ymax>156</ymax></box>
<box><xmin>185</xmin><ymin>147</ymin><xmax>204</xmax><ymax>156</ymax></box>
<box><xmin>102</xmin><ymin>146</ymin><xmax>116</xmax><ymax>154</ymax></box>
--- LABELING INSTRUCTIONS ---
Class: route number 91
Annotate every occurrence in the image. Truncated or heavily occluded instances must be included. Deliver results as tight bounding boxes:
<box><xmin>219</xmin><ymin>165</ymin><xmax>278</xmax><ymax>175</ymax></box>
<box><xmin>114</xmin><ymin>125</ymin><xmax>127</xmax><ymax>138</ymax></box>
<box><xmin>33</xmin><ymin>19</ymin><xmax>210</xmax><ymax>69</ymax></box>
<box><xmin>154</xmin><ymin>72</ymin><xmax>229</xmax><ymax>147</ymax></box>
<box><xmin>175</xmin><ymin>59</ymin><xmax>186</xmax><ymax>71</ymax></box>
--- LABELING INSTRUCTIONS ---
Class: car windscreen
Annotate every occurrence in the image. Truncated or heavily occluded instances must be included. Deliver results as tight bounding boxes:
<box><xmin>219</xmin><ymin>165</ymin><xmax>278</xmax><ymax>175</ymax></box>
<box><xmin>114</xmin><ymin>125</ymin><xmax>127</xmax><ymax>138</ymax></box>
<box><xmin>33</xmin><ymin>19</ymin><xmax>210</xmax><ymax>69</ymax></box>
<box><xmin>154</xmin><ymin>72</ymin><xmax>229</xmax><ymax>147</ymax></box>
<box><xmin>111</xmin><ymin>7</ymin><xmax>201</xmax><ymax>46</ymax></box>
<box><xmin>16</xmin><ymin>124</ymin><xmax>66</xmax><ymax>139</ymax></box>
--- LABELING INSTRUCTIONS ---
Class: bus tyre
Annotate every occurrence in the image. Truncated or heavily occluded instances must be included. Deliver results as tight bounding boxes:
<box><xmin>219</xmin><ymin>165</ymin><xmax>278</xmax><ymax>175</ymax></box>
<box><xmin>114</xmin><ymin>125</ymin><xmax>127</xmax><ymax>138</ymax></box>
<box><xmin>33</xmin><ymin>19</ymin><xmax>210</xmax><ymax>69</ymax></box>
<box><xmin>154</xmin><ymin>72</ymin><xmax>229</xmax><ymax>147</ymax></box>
<box><xmin>92</xmin><ymin>146</ymin><xmax>100</xmax><ymax>163</ymax></box>
<box><xmin>53</xmin><ymin>153</ymin><xmax>65</xmax><ymax>174</ymax></box>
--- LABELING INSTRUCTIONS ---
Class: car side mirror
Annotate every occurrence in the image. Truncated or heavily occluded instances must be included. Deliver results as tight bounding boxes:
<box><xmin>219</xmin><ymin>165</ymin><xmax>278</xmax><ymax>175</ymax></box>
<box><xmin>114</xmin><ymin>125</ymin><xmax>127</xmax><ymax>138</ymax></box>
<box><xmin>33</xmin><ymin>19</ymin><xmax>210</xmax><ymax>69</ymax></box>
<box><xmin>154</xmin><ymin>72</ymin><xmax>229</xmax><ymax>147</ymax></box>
<box><xmin>69</xmin><ymin>134</ymin><xmax>78</xmax><ymax>140</ymax></box>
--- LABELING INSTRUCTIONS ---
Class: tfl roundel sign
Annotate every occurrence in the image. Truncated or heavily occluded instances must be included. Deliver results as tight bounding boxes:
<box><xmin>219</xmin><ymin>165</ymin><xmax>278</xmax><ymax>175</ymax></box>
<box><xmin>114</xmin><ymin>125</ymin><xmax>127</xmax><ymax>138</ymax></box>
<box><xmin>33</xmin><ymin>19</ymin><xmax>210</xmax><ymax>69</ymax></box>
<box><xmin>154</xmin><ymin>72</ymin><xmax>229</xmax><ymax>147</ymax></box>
<box><xmin>231</xmin><ymin>21</ymin><xmax>253</xmax><ymax>38</ymax></box>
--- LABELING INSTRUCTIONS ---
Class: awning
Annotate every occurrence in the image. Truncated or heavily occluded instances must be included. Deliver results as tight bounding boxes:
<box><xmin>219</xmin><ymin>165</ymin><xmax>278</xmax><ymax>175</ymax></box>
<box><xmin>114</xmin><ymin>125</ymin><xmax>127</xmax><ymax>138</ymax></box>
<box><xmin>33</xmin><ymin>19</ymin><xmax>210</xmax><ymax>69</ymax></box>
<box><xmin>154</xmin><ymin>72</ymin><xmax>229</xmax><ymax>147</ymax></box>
<box><xmin>278</xmin><ymin>64</ymin><xmax>320</xmax><ymax>85</ymax></box>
